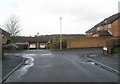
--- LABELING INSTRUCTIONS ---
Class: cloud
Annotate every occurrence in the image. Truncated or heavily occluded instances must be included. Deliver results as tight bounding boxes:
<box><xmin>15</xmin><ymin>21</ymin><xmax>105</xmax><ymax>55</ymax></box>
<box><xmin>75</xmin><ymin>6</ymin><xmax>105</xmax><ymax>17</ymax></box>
<box><xmin>0</xmin><ymin>0</ymin><xmax>119</xmax><ymax>36</ymax></box>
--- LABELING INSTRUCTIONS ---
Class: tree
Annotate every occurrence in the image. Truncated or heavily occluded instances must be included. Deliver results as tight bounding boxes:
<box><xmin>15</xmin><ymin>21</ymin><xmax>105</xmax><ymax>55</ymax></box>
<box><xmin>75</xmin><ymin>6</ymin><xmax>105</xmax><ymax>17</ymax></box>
<box><xmin>4</xmin><ymin>15</ymin><xmax>21</xmax><ymax>37</ymax></box>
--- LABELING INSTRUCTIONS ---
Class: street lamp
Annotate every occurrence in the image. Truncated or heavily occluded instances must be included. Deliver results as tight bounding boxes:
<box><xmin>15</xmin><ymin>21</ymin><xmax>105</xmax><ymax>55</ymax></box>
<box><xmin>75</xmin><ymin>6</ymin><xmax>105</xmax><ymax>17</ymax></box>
<box><xmin>60</xmin><ymin>17</ymin><xmax>62</xmax><ymax>50</ymax></box>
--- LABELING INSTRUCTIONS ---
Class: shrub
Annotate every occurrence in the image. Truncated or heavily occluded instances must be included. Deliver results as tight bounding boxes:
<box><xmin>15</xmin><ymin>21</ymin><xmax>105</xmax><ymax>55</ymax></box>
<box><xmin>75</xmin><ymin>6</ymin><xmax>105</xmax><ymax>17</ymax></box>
<box><xmin>15</xmin><ymin>44</ymin><xmax>28</xmax><ymax>50</ymax></box>
<box><xmin>3</xmin><ymin>43</ymin><xmax>28</xmax><ymax>50</ymax></box>
<box><xmin>48</xmin><ymin>41</ymin><xmax>60</xmax><ymax>49</ymax></box>
<box><xmin>48</xmin><ymin>39</ymin><xmax>67</xmax><ymax>49</ymax></box>
<box><xmin>106</xmin><ymin>38</ymin><xmax>120</xmax><ymax>48</ymax></box>
<box><xmin>3</xmin><ymin>44</ymin><xmax>16</xmax><ymax>50</ymax></box>
<box><xmin>112</xmin><ymin>47</ymin><xmax>120</xmax><ymax>53</ymax></box>
<box><xmin>106</xmin><ymin>38</ymin><xmax>120</xmax><ymax>54</ymax></box>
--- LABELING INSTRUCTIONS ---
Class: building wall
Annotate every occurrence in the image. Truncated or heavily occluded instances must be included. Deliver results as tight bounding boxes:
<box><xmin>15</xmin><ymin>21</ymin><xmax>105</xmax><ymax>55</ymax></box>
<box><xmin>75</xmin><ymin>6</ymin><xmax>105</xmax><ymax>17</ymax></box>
<box><xmin>93</xmin><ymin>34</ymin><xmax>99</xmax><ymax>37</ymax></box>
<box><xmin>67</xmin><ymin>36</ymin><xmax>116</xmax><ymax>49</ymax></box>
<box><xmin>110</xmin><ymin>18</ymin><xmax>120</xmax><ymax>36</ymax></box>
<box><xmin>118</xmin><ymin>18</ymin><xmax>120</xmax><ymax>37</ymax></box>
<box><xmin>2</xmin><ymin>35</ymin><xmax>10</xmax><ymax>45</ymax></box>
<box><xmin>104</xmin><ymin>25</ymin><xmax>108</xmax><ymax>30</ymax></box>
<box><xmin>0</xmin><ymin>35</ymin><xmax>2</xmax><ymax>59</ymax></box>
<box><xmin>99</xmin><ymin>26</ymin><xmax>104</xmax><ymax>31</ymax></box>
<box><xmin>98</xmin><ymin>19</ymin><xmax>120</xmax><ymax>36</ymax></box>
<box><xmin>86</xmin><ymin>18</ymin><xmax>120</xmax><ymax>37</ymax></box>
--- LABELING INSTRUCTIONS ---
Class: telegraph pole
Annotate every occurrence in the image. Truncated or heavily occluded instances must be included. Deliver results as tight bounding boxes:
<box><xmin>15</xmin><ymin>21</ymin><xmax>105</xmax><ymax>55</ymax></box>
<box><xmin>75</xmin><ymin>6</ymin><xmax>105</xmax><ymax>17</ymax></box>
<box><xmin>60</xmin><ymin>17</ymin><xmax>62</xmax><ymax>50</ymax></box>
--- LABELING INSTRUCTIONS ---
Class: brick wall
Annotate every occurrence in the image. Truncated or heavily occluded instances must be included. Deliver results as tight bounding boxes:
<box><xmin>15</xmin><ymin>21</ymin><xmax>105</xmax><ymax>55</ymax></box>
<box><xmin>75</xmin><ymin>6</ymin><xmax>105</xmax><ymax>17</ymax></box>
<box><xmin>118</xmin><ymin>18</ymin><xmax>120</xmax><ymax>36</ymax></box>
<box><xmin>67</xmin><ymin>36</ymin><xmax>117</xmax><ymax>49</ymax></box>
<box><xmin>110</xmin><ymin>19</ymin><xmax>120</xmax><ymax>36</ymax></box>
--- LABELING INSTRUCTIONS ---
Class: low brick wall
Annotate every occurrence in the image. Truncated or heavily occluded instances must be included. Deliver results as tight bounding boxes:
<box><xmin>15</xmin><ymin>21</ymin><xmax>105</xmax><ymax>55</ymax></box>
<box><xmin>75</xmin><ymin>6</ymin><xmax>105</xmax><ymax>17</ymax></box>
<box><xmin>67</xmin><ymin>36</ymin><xmax>117</xmax><ymax>49</ymax></box>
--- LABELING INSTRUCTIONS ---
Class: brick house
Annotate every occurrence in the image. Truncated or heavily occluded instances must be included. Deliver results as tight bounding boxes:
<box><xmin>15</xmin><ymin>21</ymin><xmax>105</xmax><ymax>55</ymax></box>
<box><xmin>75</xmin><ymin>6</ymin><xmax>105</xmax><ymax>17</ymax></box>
<box><xmin>86</xmin><ymin>13</ymin><xmax>120</xmax><ymax>37</ymax></box>
<box><xmin>0</xmin><ymin>28</ymin><xmax>10</xmax><ymax>57</ymax></box>
<box><xmin>67</xmin><ymin>13</ymin><xmax>120</xmax><ymax>49</ymax></box>
<box><xmin>0</xmin><ymin>28</ymin><xmax>11</xmax><ymax>45</ymax></box>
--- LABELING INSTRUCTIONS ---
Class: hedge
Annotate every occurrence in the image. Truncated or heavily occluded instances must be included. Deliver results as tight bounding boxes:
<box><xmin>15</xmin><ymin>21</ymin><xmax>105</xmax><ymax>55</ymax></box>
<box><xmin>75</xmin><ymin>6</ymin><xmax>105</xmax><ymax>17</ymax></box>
<box><xmin>48</xmin><ymin>39</ymin><xmax>67</xmax><ymax>49</ymax></box>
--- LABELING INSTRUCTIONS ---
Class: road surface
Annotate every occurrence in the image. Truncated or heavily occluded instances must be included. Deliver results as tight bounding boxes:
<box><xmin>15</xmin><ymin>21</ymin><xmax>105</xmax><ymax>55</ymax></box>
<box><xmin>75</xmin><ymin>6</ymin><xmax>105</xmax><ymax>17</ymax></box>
<box><xmin>3</xmin><ymin>49</ymin><xmax>119</xmax><ymax>82</ymax></box>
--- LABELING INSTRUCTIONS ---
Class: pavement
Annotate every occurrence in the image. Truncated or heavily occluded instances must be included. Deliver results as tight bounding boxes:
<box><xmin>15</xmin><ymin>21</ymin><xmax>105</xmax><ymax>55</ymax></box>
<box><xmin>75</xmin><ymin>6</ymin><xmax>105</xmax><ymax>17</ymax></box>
<box><xmin>86</xmin><ymin>53</ymin><xmax>119</xmax><ymax>75</ymax></box>
<box><xmin>2</xmin><ymin>52</ymin><xmax>24</xmax><ymax>81</ymax></box>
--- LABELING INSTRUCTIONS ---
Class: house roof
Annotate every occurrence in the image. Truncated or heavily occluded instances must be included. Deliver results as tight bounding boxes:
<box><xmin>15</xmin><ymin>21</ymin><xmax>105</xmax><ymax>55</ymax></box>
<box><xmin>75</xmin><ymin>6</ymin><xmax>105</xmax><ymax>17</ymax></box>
<box><xmin>86</xmin><ymin>13</ymin><xmax>120</xmax><ymax>33</ymax></box>
<box><xmin>95</xmin><ymin>13</ymin><xmax>120</xmax><ymax>26</ymax></box>
<box><xmin>93</xmin><ymin>30</ymin><xmax>112</xmax><ymax>36</ymax></box>
<box><xmin>85</xmin><ymin>27</ymin><xmax>97</xmax><ymax>33</ymax></box>
<box><xmin>11</xmin><ymin>36</ymin><xmax>51</xmax><ymax>43</ymax></box>
<box><xmin>11</xmin><ymin>34</ymin><xmax>86</xmax><ymax>43</ymax></box>
<box><xmin>0</xmin><ymin>28</ymin><xmax>10</xmax><ymax>35</ymax></box>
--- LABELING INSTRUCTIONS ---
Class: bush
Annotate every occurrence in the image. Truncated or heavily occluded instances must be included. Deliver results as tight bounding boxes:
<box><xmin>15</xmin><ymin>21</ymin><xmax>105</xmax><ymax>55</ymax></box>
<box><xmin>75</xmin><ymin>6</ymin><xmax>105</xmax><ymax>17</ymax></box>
<box><xmin>112</xmin><ymin>47</ymin><xmax>120</xmax><ymax>53</ymax></box>
<box><xmin>15</xmin><ymin>44</ymin><xmax>28</xmax><ymax>50</ymax></box>
<box><xmin>48</xmin><ymin>39</ymin><xmax>67</xmax><ymax>49</ymax></box>
<box><xmin>106</xmin><ymin>38</ymin><xmax>120</xmax><ymax>54</ymax></box>
<box><xmin>48</xmin><ymin>41</ymin><xmax>60</xmax><ymax>49</ymax></box>
<box><xmin>3</xmin><ymin>44</ymin><xmax>16</xmax><ymax>50</ymax></box>
<box><xmin>3</xmin><ymin>43</ymin><xmax>28</xmax><ymax>50</ymax></box>
<box><xmin>106</xmin><ymin>38</ymin><xmax>120</xmax><ymax>48</ymax></box>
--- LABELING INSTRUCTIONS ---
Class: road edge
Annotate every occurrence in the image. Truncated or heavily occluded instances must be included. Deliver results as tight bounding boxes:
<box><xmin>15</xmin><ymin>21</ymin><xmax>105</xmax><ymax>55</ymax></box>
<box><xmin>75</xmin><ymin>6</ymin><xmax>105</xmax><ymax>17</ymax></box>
<box><xmin>85</xmin><ymin>54</ymin><xmax>120</xmax><ymax>76</ymax></box>
<box><xmin>2</xmin><ymin>56</ymin><xmax>26</xmax><ymax>83</ymax></box>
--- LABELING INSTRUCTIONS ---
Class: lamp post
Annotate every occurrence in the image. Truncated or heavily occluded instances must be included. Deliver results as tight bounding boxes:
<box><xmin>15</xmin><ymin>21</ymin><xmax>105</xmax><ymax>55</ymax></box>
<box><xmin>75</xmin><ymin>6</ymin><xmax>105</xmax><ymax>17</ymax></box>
<box><xmin>60</xmin><ymin>17</ymin><xmax>62</xmax><ymax>50</ymax></box>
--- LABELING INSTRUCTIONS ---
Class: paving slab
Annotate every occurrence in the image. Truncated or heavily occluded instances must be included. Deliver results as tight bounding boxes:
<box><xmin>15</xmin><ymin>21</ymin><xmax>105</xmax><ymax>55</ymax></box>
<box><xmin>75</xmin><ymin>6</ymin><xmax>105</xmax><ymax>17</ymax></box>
<box><xmin>2</xmin><ymin>54</ymin><xmax>23</xmax><ymax>79</ymax></box>
<box><xmin>87</xmin><ymin>53</ymin><xmax>119</xmax><ymax>71</ymax></box>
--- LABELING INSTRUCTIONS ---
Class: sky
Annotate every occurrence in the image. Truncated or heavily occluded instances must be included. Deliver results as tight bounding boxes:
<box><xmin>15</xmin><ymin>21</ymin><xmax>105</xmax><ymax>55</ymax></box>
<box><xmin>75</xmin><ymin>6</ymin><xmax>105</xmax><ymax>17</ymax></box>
<box><xmin>0</xmin><ymin>0</ymin><xmax>119</xmax><ymax>36</ymax></box>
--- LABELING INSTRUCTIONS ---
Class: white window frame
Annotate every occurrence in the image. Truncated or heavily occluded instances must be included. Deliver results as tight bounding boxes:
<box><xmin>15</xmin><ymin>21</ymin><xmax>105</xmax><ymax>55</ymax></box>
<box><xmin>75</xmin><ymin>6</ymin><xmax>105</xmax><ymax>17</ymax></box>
<box><xmin>97</xmin><ymin>27</ymin><xmax>100</xmax><ymax>31</ymax></box>
<box><xmin>108</xmin><ymin>24</ymin><xmax>111</xmax><ymax>30</ymax></box>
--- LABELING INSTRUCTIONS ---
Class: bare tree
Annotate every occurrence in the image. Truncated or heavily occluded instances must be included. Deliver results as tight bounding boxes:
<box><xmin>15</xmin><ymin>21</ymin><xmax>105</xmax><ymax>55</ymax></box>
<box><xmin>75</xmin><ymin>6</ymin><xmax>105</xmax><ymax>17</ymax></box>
<box><xmin>4</xmin><ymin>15</ymin><xmax>21</xmax><ymax>37</ymax></box>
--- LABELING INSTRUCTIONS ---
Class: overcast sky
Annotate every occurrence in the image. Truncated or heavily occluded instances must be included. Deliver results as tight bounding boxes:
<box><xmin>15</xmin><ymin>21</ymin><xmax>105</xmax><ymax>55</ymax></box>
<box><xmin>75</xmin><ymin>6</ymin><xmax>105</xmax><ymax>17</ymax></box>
<box><xmin>0</xmin><ymin>0</ymin><xmax>119</xmax><ymax>36</ymax></box>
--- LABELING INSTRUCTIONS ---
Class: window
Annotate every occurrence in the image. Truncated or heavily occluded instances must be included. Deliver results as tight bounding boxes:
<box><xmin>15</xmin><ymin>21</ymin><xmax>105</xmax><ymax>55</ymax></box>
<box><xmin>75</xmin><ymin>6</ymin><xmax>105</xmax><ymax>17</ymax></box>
<box><xmin>108</xmin><ymin>24</ymin><xmax>111</xmax><ymax>30</ymax></box>
<box><xmin>107</xmin><ymin>24</ymin><xmax>112</xmax><ymax>35</ymax></box>
<box><xmin>97</xmin><ymin>27</ymin><xmax>100</xmax><ymax>31</ymax></box>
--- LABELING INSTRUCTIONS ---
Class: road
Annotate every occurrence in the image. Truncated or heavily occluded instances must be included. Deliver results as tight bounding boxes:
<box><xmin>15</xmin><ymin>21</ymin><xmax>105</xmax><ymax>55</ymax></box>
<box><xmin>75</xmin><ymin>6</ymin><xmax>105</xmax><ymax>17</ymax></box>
<box><xmin>3</xmin><ymin>48</ymin><xmax>119</xmax><ymax>82</ymax></box>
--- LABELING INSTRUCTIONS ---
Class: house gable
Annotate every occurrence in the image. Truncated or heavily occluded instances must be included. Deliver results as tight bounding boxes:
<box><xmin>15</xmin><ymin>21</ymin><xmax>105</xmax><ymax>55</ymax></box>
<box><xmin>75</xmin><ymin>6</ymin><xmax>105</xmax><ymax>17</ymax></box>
<box><xmin>0</xmin><ymin>28</ymin><xmax>11</xmax><ymax>44</ymax></box>
<box><xmin>86</xmin><ymin>13</ymin><xmax>120</xmax><ymax>37</ymax></box>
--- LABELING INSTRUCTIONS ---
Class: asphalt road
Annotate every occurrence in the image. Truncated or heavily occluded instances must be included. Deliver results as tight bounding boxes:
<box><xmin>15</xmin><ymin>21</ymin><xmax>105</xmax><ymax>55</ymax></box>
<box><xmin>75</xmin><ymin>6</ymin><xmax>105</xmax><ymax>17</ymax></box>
<box><xmin>3</xmin><ymin>48</ymin><xmax>119</xmax><ymax>82</ymax></box>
